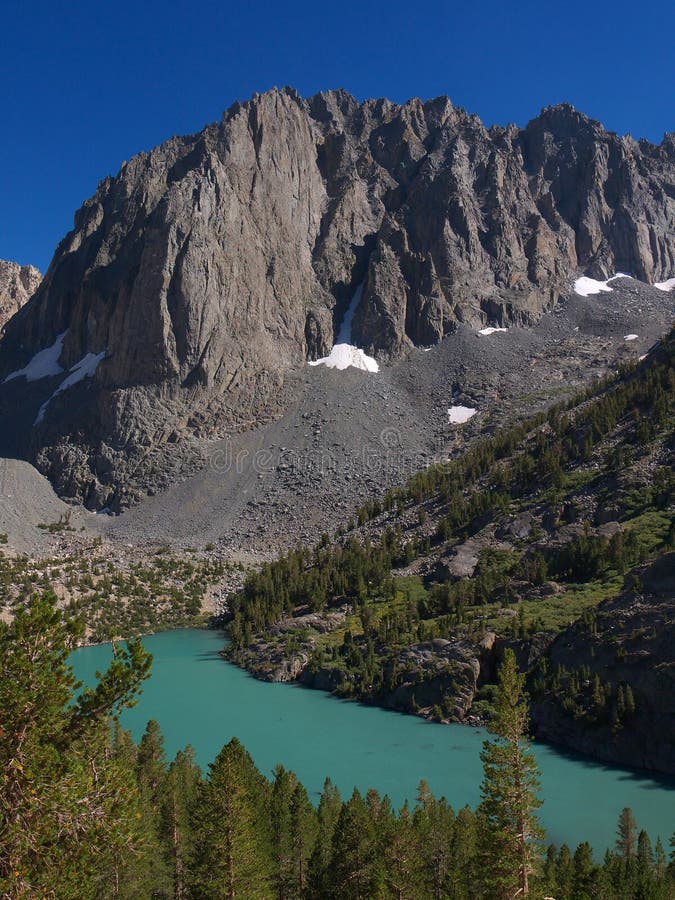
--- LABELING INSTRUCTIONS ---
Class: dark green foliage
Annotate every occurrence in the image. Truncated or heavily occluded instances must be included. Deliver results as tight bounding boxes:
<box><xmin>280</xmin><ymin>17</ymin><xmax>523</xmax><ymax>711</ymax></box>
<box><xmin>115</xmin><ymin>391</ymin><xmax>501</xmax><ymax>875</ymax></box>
<box><xmin>231</xmin><ymin>535</ymin><xmax>402</xmax><ymax>644</ymax></box>
<box><xmin>161</xmin><ymin>746</ymin><xmax>200</xmax><ymax>900</ymax></box>
<box><xmin>190</xmin><ymin>738</ymin><xmax>274</xmax><ymax>898</ymax></box>
<box><xmin>308</xmin><ymin>778</ymin><xmax>343</xmax><ymax>896</ymax></box>
<box><xmin>289</xmin><ymin>780</ymin><xmax>317</xmax><ymax>896</ymax></box>
<box><xmin>478</xmin><ymin>649</ymin><xmax>544</xmax><ymax>898</ymax></box>
<box><xmin>326</xmin><ymin>789</ymin><xmax>382</xmax><ymax>898</ymax></box>
<box><xmin>133</xmin><ymin>720</ymin><xmax>174</xmax><ymax>894</ymax></box>
<box><xmin>271</xmin><ymin>765</ymin><xmax>318</xmax><ymax>899</ymax></box>
<box><xmin>0</xmin><ymin>593</ymin><xmax>152</xmax><ymax>899</ymax></box>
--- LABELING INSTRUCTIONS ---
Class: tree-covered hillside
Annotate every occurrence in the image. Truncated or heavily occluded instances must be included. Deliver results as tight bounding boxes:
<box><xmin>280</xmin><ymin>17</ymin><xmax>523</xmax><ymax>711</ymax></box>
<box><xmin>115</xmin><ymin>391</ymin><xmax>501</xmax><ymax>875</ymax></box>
<box><xmin>226</xmin><ymin>327</ymin><xmax>675</xmax><ymax>772</ymax></box>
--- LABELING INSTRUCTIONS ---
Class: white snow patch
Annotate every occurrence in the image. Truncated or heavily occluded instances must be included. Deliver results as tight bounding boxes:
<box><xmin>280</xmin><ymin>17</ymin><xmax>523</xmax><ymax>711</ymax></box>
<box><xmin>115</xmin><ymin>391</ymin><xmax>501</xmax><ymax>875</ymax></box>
<box><xmin>308</xmin><ymin>344</ymin><xmax>379</xmax><ymax>373</ymax></box>
<box><xmin>4</xmin><ymin>332</ymin><xmax>67</xmax><ymax>383</ymax></box>
<box><xmin>309</xmin><ymin>285</ymin><xmax>379</xmax><ymax>373</ymax></box>
<box><xmin>573</xmin><ymin>273</ymin><xmax>631</xmax><ymax>297</ymax></box>
<box><xmin>34</xmin><ymin>350</ymin><xmax>106</xmax><ymax>425</ymax></box>
<box><xmin>624</xmin><ymin>334</ymin><xmax>638</xmax><ymax>341</ymax></box>
<box><xmin>654</xmin><ymin>277</ymin><xmax>675</xmax><ymax>292</ymax></box>
<box><xmin>55</xmin><ymin>351</ymin><xmax>106</xmax><ymax>392</ymax></box>
<box><xmin>448</xmin><ymin>405</ymin><xmax>476</xmax><ymax>424</ymax></box>
<box><xmin>478</xmin><ymin>326</ymin><xmax>508</xmax><ymax>336</ymax></box>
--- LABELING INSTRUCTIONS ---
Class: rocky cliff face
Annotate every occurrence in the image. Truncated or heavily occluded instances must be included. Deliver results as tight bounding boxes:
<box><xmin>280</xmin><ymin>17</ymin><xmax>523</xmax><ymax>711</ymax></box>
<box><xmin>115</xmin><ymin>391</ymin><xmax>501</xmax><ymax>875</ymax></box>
<box><xmin>1</xmin><ymin>88</ymin><xmax>674</xmax><ymax>507</ymax></box>
<box><xmin>531</xmin><ymin>555</ymin><xmax>675</xmax><ymax>775</ymax></box>
<box><xmin>0</xmin><ymin>261</ymin><xmax>41</xmax><ymax>333</ymax></box>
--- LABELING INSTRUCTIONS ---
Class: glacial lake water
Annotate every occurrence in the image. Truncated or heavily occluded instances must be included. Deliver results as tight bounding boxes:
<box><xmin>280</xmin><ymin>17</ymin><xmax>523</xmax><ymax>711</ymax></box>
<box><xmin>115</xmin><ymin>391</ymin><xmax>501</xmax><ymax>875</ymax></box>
<box><xmin>71</xmin><ymin>628</ymin><xmax>674</xmax><ymax>852</ymax></box>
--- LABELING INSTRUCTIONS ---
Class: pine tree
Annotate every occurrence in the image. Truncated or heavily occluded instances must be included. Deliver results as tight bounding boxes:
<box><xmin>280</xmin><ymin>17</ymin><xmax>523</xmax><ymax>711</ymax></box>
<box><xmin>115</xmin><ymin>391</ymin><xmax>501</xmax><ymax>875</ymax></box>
<box><xmin>616</xmin><ymin>807</ymin><xmax>638</xmax><ymax>861</ymax></box>
<box><xmin>137</xmin><ymin>719</ymin><xmax>167</xmax><ymax>798</ymax></box>
<box><xmin>654</xmin><ymin>837</ymin><xmax>666</xmax><ymax>880</ymax></box>
<box><xmin>477</xmin><ymin>648</ymin><xmax>544</xmax><ymax>898</ymax></box>
<box><xmin>289</xmin><ymin>780</ymin><xmax>317</xmax><ymax>897</ymax></box>
<box><xmin>271</xmin><ymin>765</ymin><xmax>295</xmax><ymax>899</ymax></box>
<box><xmin>160</xmin><ymin>746</ymin><xmax>200</xmax><ymax>900</ymax></box>
<box><xmin>572</xmin><ymin>841</ymin><xmax>599</xmax><ymax>900</ymax></box>
<box><xmin>450</xmin><ymin>806</ymin><xmax>479</xmax><ymax>899</ymax></box>
<box><xmin>134</xmin><ymin>719</ymin><xmax>173</xmax><ymax>896</ymax></box>
<box><xmin>112</xmin><ymin>719</ymin><xmax>138</xmax><ymax>768</ymax></box>
<box><xmin>637</xmin><ymin>829</ymin><xmax>654</xmax><ymax>877</ymax></box>
<box><xmin>617</xmin><ymin>685</ymin><xmax>626</xmax><ymax>719</ymax></box>
<box><xmin>412</xmin><ymin>781</ymin><xmax>457</xmax><ymax>899</ymax></box>
<box><xmin>541</xmin><ymin>844</ymin><xmax>560</xmax><ymax>898</ymax></box>
<box><xmin>0</xmin><ymin>593</ymin><xmax>151</xmax><ymax>899</ymax></box>
<box><xmin>624</xmin><ymin>684</ymin><xmax>636</xmax><ymax>717</ymax></box>
<box><xmin>107</xmin><ymin>721</ymin><xmax>165</xmax><ymax>900</ymax></box>
<box><xmin>555</xmin><ymin>844</ymin><xmax>574</xmax><ymax>899</ymax></box>
<box><xmin>190</xmin><ymin>738</ymin><xmax>273</xmax><ymax>899</ymax></box>
<box><xmin>327</xmin><ymin>789</ymin><xmax>381</xmax><ymax>898</ymax></box>
<box><xmin>307</xmin><ymin>778</ymin><xmax>342</xmax><ymax>897</ymax></box>
<box><xmin>380</xmin><ymin>800</ymin><xmax>422</xmax><ymax>899</ymax></box>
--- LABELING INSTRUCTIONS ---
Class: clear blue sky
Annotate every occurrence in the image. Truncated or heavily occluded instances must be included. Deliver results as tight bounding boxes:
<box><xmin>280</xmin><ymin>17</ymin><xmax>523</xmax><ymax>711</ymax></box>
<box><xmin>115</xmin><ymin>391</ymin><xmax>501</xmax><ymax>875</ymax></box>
<box><xmin>2</xmin><ymin>0</ymin><xmax>673</xmax><ymax>272</ymax></box>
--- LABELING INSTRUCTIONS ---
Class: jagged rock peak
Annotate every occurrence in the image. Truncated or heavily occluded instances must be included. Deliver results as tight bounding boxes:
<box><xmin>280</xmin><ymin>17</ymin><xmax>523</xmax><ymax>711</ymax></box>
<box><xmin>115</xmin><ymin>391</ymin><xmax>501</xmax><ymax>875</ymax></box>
<box><xmin>0</xmin><ymin>260</ymin><xmax>41</xmax><ymax>333</ymax></box>
<box><xmin>1</xmin><ymin>88</ymin><xmax>674</xmax><ymax>508</ymax></box>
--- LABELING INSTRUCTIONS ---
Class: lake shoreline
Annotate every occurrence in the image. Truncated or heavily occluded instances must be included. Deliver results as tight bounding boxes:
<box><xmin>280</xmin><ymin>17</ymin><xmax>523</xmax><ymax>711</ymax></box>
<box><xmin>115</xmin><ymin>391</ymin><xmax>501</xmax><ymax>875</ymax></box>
<box><xmin>71</xmin><ymin>628</ymin><xmax>675</xmax><ymax>853</ymax></box>
<box><xmin>222</xmin><ymin>625</ymin><xmax>675</xmax><ymax>778</ymax></box>
<box><xmin>84</xmin><ymin>622</ymin><xmax>674</xmax><ymax>780</ymax></box>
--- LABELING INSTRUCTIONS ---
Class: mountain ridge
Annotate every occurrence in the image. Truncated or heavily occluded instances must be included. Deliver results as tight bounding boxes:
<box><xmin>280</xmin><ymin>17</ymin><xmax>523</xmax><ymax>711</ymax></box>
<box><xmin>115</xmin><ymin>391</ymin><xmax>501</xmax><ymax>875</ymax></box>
<box><xmin>0</xmin><ymin>87</ymin><xmax>674</xmax><ymax>509</ymax></box>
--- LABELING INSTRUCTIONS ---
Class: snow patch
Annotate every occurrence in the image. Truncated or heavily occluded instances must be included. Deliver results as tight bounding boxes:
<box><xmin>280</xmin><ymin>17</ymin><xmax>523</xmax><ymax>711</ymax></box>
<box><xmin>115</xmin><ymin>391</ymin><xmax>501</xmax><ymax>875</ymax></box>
<box><xmin>448</xmin><ymin>405</ymin><xmax>476</xmax><ymax>424</ymax></box>
<box><xmin>4</xmin><ymin>332</ymin><xmax>67</xmax><ymax>383</ymax></box>
<box><xmin>34</xmin><ymin>350</ymin><xmax>106</xmax><ymax>425</ymax></box>
<box><xmin>308</xmin><ymin>344</ymin><xmax>379</xmax><ymax>373</ymax></box>
<box><xmin>55</xmin><ymin>351</ymin><xmax>106</xmax><ymax>392</ymax></box>
<box><xmin>624</xmin><ymin>334</ymin><xmax>638</xmax><ymax>341</ymax></box>
<box><xmin>478</xmin><ymin>326</ymin><xmax>508</xmax><ymax>336</ymax></box>
<box><xmin>573</xmin><ymin>273</ymin><xmax>631</xmax><ymax>297</ymax></box>
<box><xmin>654</xmin><ymin>277</ymin><xmax>675</xmax><ymax>292</ymax></box>
<box><xmin>309</xmin><ymin>285</ymin><xmax>379</xmax><ymax>373</ymax></box>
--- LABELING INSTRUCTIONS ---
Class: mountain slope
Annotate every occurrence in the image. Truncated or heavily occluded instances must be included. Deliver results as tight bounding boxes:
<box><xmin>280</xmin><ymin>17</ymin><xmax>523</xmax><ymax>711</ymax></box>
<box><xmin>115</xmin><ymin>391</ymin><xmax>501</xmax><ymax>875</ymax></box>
<box><xmin>97</xmin><ymin>282</ymin><xmax>671</xmax><ymax>554</ymax></box>
<box><xmin>226</xmin><ymin>327</ymin><xmax>675</xmax><ymax>772</ymax></box>
<box><xmin>0</xmin><ymin>89</ymin><xmax>674</xmax><ymax>508</ymax></box>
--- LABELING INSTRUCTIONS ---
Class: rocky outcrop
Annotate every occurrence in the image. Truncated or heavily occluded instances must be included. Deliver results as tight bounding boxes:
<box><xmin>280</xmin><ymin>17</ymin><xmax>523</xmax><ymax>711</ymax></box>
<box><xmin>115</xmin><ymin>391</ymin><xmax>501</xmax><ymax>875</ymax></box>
<box><xmin>226</xmin><ymin>606</ymin><xmax>350</xmax><ymax>682</ymax></box>
<box><xmin>380</xmin><ymin>639</ymin><xmax>481</xmax><ymax>719</ymax></box>
<box><xmin>237</xmin><ymin>619</ymin><xmax>493</xmax><ymax>724</ymax></box>
<box><xmin>531</xmin><ymin>555</ymin><xmax>675</xmax><ymax>775</ymax></box>
<box><xmin>1</xmin><ymin>89</ymin><xmax>674</xmax><ymax>507</ymax></box>
<box><xmin>0</xmin><ymin>261</ymin><xmax>41</xmax><ymax>333</ymax></box>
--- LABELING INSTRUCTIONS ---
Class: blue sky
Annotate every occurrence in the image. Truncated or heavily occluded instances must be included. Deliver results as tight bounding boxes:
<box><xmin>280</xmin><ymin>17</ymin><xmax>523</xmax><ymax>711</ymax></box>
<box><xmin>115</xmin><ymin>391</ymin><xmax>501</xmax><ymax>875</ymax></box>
<box><xmin>2</xmin><ymin>0</ymin><xmax>673</xmax><ymax>272</ymax></box>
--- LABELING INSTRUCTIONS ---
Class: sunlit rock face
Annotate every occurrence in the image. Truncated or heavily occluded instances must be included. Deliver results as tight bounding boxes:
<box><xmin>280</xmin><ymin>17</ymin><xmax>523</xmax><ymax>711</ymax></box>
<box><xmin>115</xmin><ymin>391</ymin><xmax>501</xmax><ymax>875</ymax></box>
<box><xmin>0</xmin><ymin>260</ymin><xmax>41</xmax><ymax>333</ymax></box>
<box><xmin>1</xmin><ymin>89</ymin><xmax>674</xmax><ymax>507</ymax></box>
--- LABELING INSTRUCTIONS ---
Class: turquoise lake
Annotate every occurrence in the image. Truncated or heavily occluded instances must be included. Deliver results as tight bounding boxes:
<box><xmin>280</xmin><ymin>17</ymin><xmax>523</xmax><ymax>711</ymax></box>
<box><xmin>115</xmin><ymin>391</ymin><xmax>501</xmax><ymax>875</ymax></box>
<box><xmin>71</xmin><ymin>628</ymin><xmax>674</xmax><ymax>852</ymax></box>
